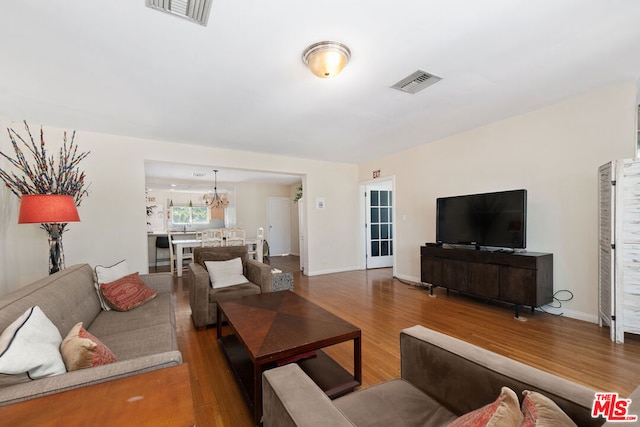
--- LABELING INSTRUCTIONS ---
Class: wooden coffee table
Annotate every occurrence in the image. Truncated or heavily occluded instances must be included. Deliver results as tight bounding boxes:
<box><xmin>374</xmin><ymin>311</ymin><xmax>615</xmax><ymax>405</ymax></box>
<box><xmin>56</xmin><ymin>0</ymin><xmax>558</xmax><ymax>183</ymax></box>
<box><xmin>217</xmin><ymin>291</ymin><xmax>362</xmax><ymax>425</ymax></box>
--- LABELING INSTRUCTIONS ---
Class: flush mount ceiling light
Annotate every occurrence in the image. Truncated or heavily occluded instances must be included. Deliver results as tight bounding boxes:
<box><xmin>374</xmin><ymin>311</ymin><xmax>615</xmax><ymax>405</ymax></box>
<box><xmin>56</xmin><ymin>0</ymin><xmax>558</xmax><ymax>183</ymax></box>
<box><xmin>302</xmin><ymin>41</ymin><xmax>351</xmax><ymax>79</ymax></box>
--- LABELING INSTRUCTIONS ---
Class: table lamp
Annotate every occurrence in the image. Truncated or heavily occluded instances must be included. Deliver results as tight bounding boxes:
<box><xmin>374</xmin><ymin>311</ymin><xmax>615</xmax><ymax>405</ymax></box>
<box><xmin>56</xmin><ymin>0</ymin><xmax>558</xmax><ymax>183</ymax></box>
<box><xmin>18</xmin><ymin>194</ymin><xmax>80</xmax><ymax>275</ymax></box>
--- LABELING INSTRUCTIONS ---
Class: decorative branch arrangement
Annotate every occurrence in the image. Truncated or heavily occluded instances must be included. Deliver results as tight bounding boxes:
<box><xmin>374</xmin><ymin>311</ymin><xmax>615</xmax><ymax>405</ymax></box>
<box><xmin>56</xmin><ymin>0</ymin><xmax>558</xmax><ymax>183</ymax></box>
<box><xmin>0</xmin><ymin>120</ymin><xmax>90</xmax><ymax>235</ymax></box>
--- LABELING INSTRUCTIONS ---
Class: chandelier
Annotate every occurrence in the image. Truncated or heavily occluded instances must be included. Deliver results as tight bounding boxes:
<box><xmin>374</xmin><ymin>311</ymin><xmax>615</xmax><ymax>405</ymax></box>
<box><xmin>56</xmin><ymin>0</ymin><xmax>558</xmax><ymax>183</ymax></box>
<box><xmin>203</xmin><ymin>170</ymin><xmax>229</xmax><ymax>208</ymax></box>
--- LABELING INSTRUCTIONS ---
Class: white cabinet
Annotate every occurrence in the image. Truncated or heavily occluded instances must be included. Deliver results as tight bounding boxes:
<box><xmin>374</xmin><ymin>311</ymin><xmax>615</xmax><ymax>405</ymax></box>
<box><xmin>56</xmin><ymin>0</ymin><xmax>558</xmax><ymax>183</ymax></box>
<box><xmin>599</xmin><ymin>158</ymin><xmax>640</xmax><ymax>343</ymax></box>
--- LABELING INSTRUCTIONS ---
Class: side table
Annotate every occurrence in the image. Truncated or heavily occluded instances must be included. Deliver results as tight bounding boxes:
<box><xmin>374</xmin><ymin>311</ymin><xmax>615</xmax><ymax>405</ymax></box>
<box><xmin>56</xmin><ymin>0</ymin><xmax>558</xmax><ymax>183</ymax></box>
<box><xmin>271</xmin><ymin>269</ymin><xmax>294</xmax><ymax>291</ymax></box>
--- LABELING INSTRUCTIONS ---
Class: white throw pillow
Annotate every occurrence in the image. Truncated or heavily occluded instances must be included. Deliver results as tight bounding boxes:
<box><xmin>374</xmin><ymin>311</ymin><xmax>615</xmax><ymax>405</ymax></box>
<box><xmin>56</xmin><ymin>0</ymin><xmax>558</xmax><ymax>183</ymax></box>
<box><xmin>0</xmin><ymin>306</ymin><xmax>66</xmax><ymax>379</ymax></box>
<box><xmin>94</xmin><ymin>259</ymin><xmax>130</xmax><ymax>311</ymax></box>
<box><xmin>205</xmin><ymin>258</ymin><xmax>249</xmax><ymax>289</ymax></box>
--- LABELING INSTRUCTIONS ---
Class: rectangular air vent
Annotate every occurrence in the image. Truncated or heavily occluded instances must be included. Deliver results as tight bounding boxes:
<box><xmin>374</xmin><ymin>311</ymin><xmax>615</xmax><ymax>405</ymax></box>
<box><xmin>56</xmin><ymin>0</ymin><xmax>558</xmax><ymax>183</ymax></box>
<box><xmin>146</xmin><ymin>0</ymin><xmax>213</xmax><ymax>26</ymax></box>
<box><xmin>391</xmin><ymin>70</ymin><xmax>442</xmax><ymax>94</ymax></box>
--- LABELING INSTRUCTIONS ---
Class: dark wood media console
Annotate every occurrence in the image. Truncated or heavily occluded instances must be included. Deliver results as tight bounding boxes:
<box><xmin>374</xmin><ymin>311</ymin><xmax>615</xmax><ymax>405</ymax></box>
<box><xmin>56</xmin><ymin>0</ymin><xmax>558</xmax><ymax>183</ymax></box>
<box><xmin>420</xmin><ymin>246</ymin><xmax>553</xmax><ymax>317</ymax></box>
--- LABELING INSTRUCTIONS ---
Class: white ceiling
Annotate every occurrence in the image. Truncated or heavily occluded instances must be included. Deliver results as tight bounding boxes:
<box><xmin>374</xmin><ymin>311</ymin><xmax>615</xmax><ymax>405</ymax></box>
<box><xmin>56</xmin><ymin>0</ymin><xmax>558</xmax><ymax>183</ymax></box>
<box><xmin>2</xmin><ymin>0</ymin><xmax>640</xmax><ymax>168</ymax></box>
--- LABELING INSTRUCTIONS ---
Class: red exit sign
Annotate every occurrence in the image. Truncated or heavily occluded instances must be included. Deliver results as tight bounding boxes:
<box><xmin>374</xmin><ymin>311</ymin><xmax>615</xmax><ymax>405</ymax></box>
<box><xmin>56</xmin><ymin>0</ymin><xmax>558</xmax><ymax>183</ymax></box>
<box><xmin>373</xmin><ymin>169</ymin><xmax>381</xmax><ymax>179</ymax></box>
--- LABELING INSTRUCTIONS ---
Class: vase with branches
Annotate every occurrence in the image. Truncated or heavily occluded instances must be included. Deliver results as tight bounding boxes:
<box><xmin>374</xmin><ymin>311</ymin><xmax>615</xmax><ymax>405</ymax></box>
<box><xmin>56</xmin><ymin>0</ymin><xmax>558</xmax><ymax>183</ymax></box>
<box><xmin>0</xmin><ymin>121</ymin><xmax>90</xmax><ymax>272</ymax></box>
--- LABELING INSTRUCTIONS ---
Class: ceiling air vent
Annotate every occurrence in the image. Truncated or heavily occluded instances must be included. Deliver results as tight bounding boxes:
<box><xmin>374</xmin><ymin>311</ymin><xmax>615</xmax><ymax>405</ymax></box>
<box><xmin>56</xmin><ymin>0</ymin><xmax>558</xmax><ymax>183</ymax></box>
<box><xmin>391</xmin><ymin>70</ymin><xmax>442</xmax><ymax>94</ymax></box>
<box><xmin>146</xmin><ymin>0</ymin><xmax>213</xmax><ymax>26</ymax></box>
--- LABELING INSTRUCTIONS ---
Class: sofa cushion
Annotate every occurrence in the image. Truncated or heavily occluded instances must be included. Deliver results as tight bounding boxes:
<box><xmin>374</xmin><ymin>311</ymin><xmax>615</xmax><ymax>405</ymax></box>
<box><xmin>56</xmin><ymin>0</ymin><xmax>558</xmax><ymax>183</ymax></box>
<box><xmin>88</xmin><ymin>293</ymin><xmax>175</xmax><ymax>337</ymax></box>
<box><xmin>205</xmin><ymin>258</ymin><xmax>249</xmax><ymax>289</ymax></box>
<box><xmin>60</xmin><ymin>322</ymin><xmax>117</xmax><ymax>371</ymax></box>
<box><xmin>209</xmin><ymin>283</ymin><xmax>261</xmax><ymax>303</ymax></box>
<box><xmin>100</xmin><ymin>273</ymin><xmax>157</xmax><ymax>311</ymax></box>
<box><xmin>97</xmin><ymin>324</ymin><xmax>178</xmax><ymax>361</ymax></box>
<box><xmin>334</xmin><ymin>378</ymin><xmax>458</xmax><ymax>426</ymax></box>
<box><xmin>95</xmin><ymin>259</ymin><xmax>130</xmax><ymax>311</ymax></box>
<box><xmin>446</xmin><ymin>386</ymin><xmax>522</xmax><ymax>427</ymax></box>
<box><xmin>0</xmin><ymin>306</ymin><xmax>66</xmax><ymax>382</ymax></box>
<box><xmin>196</xmin><ymin>246</ymin><xmax>248</xmax><ymax>269</ymax></box>
<box><xmin>521</xmin><ymin>390</ymin><xmax>577</xmax><ymax>427</ymax></box>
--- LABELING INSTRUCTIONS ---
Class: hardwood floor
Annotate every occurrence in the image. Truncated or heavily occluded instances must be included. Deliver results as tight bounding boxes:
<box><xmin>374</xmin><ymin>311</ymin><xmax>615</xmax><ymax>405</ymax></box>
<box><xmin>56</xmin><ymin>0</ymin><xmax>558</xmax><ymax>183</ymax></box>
<box><xmin>171</xmin><ymin>256</ymin><xmax>640</xmax><ymax>426</ymax></box>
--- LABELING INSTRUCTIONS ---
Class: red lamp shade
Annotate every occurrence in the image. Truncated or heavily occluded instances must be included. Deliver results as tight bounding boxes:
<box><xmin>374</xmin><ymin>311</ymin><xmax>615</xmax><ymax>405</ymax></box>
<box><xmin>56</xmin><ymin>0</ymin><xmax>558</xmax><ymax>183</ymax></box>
<box><xmin>18</xmin><ymin>194</ymin><xmax>80</xmax><ymax>224</ymax></box>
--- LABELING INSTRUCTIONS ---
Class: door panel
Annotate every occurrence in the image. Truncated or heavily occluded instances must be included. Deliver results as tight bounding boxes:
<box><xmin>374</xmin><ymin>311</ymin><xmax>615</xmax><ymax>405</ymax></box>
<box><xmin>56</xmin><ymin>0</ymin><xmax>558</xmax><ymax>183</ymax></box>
<box><xmin>267</xmin><ymin>197</ymin><xmax>291</xmax><ymax>256</ymax></box>
<box><xmin>366</xmin><ymin>181</ymin><xmax>393</xmax><ymax>269</ymax></box>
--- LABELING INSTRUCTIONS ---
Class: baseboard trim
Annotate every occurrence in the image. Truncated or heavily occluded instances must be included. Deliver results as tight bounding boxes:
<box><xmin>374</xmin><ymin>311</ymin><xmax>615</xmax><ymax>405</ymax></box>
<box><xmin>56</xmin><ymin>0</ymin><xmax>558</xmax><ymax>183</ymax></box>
<box><xmin>306</xmin><ymin>266</ymin><xmax>359</xmax><ymax>276</ymax></box>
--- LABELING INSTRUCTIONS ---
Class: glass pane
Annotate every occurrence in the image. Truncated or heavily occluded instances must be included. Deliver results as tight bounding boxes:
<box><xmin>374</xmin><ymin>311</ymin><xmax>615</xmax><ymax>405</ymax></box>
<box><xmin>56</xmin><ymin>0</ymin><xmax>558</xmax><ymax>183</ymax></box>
<box><xmin>191</xmin><ymin>207</ymin><xmax>208</xmax><ymax>224</ymax></box>
<box><xmin>381</xmin><ymin>224</ymin><xmax>389</xmax><ymax>239</ymax></box>
<box><xmin>371</xmin><ymin>190</ymin><xmax>379</xmax><ymax>207</ymax></box>
<box><xmin>371</xmin><ymin>224</ymin><xmax>380</xmax><ymax>239</ymax></box>
<box><xmin>371</xmin><ymin>207</ymin><xmax>379</xmax><ymax>223</ymax></box>
<box><xmin>371</xmin><ymin>241</ymin><xmax>379</xmax><ymax>257</ymax></box>
<box><xmin>381</xmin><ymin>241</ymin><xmax>389</xmax><ymax>256</ymax></box>
<box><xmin>389</xmin><ymin>240</ymin><xmax>393</xmax><ymax>255</ymax></box>
<box><xmin>380</xmin><ymin>191</ymin><xmax>389</xmax><ymax>206</ymax></box>
<box><xmin>171</xmin><ymin>206</ymin><xmax>190</xmax><ymax>224</ymax></box>
<box><xmin>380</xmin><ymin>208</ymin><xmax>389</xmax><ymax>223</ymax></box>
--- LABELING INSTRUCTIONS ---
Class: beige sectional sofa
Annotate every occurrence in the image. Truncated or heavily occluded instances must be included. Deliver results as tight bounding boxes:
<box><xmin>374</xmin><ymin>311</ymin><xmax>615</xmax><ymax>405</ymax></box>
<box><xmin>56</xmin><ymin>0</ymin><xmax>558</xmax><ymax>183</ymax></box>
<box><xmin>263</xmin><ymin>325</ymin><xmax>640</xmax><ymax>427</ymax></box>
<box><xmin>0</xmin><ymin>263</ymin><xmax>182</xmax><ymax>406</ymax></box>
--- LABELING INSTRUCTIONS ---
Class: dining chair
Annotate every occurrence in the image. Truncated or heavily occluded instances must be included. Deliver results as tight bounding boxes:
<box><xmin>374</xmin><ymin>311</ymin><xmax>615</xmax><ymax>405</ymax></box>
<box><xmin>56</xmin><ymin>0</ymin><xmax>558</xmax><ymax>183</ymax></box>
<box><xmin>226</xmin><ymin>228</ymin><xmax>246</xmax><ymax>246</ymax></box>
<box><xmin>155</xmin><ymin>236</ymin><xmax>171</xmax><ymax>272</ymax></box>
<box><xmin>168</xmin><ymin>231</ymin><xmax>194</xmax><ymax>275</ymax></box>
<box><xmin>201</xmin><ymin>229</ymin><xmax>223</xmax><ymax>247</ymax></box>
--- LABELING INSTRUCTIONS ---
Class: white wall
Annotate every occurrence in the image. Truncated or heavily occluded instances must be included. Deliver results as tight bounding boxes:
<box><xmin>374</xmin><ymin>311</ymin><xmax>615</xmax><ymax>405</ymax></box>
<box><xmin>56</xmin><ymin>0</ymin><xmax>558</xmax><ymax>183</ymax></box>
<box><xmin>0</xmin><ymin>121</ymin><xmax>359</xmax><ymax>294</ymax></box>
<box><xmin>358</xmin><ymin>82</ymin><xmax>638</xmax><ymax>321</ymax></box>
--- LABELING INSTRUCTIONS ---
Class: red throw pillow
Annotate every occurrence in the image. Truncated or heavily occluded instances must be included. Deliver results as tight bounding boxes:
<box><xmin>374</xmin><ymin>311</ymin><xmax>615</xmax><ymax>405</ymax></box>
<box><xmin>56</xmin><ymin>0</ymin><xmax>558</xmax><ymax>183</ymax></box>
<box><xmin>521</xmin><ymin>390</ymin><xmax>577</xmax><ymax>427</ymax></box>
<box><xmin>447</xmin><ymin>386</ymin><xmax>522</xmax><ymax>427</ymax></box>
<box><xmin>61</xmin><ymin>322</ymin><xmax>117</xmax><ymax>371</ymax></box>
<box><xmin>79</xmin><ymin>328</ymin><xmax>117</xmax><ymax>367</ymax></box>
<box><xmin>100</xmin><ymin>272</ymin><xmax>157</xmax><ymax>311</ymax></box>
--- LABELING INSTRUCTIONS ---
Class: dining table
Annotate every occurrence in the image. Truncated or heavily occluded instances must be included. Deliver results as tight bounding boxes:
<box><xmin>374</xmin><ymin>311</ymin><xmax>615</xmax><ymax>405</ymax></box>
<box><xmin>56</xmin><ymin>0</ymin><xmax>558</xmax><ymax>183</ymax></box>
<box><xmin>172</xmin><ymin>238</ymin><xmax>202</xmax><ymax>277</ymax></box>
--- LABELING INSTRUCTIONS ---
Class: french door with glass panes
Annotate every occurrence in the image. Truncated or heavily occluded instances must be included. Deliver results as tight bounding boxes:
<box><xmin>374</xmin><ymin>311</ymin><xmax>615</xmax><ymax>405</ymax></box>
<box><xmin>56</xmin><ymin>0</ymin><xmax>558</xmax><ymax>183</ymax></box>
<box><xmin>365</xmin><ymin>181</ymin><xmax>393</xmax><ymax>268</ymax></box>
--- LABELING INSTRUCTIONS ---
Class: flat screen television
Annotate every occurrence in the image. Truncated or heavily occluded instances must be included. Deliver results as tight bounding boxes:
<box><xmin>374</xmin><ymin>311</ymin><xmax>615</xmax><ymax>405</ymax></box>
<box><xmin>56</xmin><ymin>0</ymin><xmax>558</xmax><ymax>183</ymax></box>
<box><xmin>436</xmin><ymin>189</ymin><xmax>527</xmax><ymax>249</ymax></box>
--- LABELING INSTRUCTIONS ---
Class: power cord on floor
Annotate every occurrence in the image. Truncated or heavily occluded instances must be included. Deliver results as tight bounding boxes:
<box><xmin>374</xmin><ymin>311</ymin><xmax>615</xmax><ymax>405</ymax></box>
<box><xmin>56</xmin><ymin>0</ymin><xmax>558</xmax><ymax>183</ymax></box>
<box><xmin>393</xmin><ymin>276</ymin><xmax>431</xmax><ymax>292</ymax></box>
<box><xmin>394</xmin><ymin>277</ymin><xmax>575</xmax><ymax>318</ymax></box>
<box><xmin>538</xmin><ymin>290</ymin><xmax>574</xmax><ymax>316</ymax></box>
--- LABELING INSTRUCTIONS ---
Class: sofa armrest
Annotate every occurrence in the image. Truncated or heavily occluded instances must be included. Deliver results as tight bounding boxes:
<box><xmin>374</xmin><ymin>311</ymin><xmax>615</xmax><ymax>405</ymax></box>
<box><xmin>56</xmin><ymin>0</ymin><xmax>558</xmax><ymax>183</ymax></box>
<box><xmin>246</xmin><ymin>259</ymin><xmax>273</xmax><ymax>293</ymax></box>
<box><xmin>0</xmin><ymin>351</ymin><xmax>182</xmax><ymax>407</ymax></box>
<box><xmin>400</xmin><ymin>325</ymin><xmax>600</xmax><ymax>426</ymax></box>
<box><xmin>262</xmin><ymin>364</ymin><xmax>354</xmax><ymax>427</ymax></box>
<box><xmin>188</xmin><ymin>262</ymin><xmax>211</xmax><ymax>329</ymax></box>
<box><xmin>139</xmin><ymin>272</ymin><xmax>173</xmax><ymax>294</ymax></box>
<box><xmin>602</xmin><ymin>385</ymin><xmax>640</xmax><ymax>426</ymax></box>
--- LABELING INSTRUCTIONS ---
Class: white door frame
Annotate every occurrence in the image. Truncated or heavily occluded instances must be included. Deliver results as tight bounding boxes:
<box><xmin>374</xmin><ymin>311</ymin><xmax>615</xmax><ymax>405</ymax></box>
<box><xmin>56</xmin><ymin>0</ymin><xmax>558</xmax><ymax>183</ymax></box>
<box><xmin>359</xmin><ymin>176</ymin><xmax>396</xmax><ymax>273</ymax></box>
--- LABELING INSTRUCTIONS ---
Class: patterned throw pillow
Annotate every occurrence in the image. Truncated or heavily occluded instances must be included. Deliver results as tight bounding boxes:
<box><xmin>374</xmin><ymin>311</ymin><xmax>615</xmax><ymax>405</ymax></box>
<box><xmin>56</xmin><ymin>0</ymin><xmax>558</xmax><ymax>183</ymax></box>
<box><xmin>0</xmin><ymin>306</ymin><xmax>66</xmax><ymax>384</ymax></box>
<box><xmin>100</xmin><ymin>272</ymin><xmax>157</xmax><ymax>311</ymax></box>
<box><xmin>60</xmin><ymin>322</ymin><xmax>117</xmax><ymax>371</ymax></box>
<box><xmin>446</xmin><ymin>386</ymin><xmax>523</xmax><ymax>427</ymax></box>
<box><xmin>521</xmin><ymin>390</ymin><xmax>577</xmax><ymax>427</ymax></box>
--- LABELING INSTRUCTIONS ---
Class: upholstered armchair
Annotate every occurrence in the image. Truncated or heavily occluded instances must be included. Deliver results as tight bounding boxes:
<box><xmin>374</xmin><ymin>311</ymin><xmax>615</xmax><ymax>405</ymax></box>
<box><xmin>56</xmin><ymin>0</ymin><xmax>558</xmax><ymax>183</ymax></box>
<box><xmin>189</xmin><ymin>246</ymin><xmax>272</xmax><ymax>330</ymax></box>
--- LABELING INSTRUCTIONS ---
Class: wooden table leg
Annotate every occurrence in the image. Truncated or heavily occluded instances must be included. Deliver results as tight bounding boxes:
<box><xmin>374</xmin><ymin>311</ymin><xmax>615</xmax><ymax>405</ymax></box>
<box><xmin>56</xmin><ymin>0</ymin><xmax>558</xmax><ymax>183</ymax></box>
<box><xmin>216</xmin><ymin>305</ymin><xmax>222</xmax><ymax>339</ymax></box>
<box><xmin>354</xmin><ymin>334</ymin><xmax>362</xmax><ymax>383</ymax></box>
<box><xmin>253</xmin><ymin>363</ymin><xmax>261</xmax><ymax>425</ymax></box>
